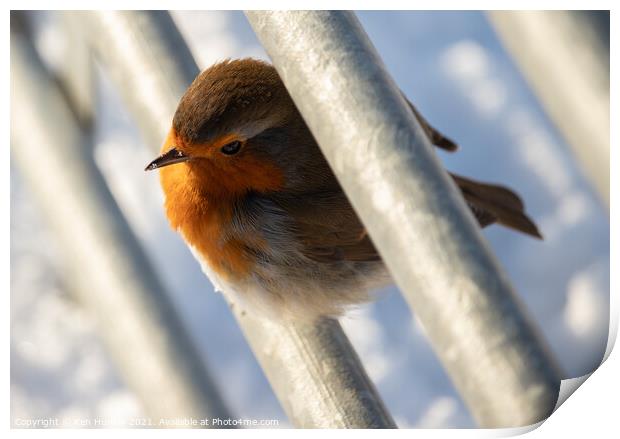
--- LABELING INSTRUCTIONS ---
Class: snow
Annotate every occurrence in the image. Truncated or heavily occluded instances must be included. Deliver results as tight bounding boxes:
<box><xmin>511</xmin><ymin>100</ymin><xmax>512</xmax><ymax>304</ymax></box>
<box><xmin>11</xmin><ymin>11</ymin><xmax>609</xmax><ymax>428</ymax></box>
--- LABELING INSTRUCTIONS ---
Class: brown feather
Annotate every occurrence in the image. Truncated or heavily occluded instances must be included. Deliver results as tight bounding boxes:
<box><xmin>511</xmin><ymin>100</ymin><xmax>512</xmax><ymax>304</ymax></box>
<box><xmin>450</xmin><ymin>173</ymin><xmax>542</xmax><ymax>239</ymax></box>
<box><xmin>403</xmin><ymin>94</ymin><xmax>458</xmax><ymax>152</ymax></box>
<box><xmin>272</xmin><ymin>191</ymin><xmax>381</xmax><ymax>263</ymax></box>
<box><xmin>279</xmin><ymin>173</ymin><xmax>542</xmax><ymax>265</ymax></box>
<box><xmin>403</xmin><ymin>95</ymin><xmax>540</xmax><ymax>238</ymax></box>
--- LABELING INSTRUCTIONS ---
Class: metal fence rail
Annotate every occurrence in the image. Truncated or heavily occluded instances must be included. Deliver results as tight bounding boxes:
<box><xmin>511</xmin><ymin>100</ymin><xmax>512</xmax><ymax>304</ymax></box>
<box><xmin>10</xmin><ymin>21</ymin><xmax>231</xmax><ymax>426</ymax></box>
<box><xmin>246</xmin><ymin>10</ymin><xmax>562</xmax><ymax>428</ymax></box>
<box><xmin>75</xmin><ymin>10</ymin><xmax>395</xmax><ymax>428</ymax></box>
<box><xmin>488</xmin><ymin>11</ymin><xmax>610</xmax><ymax>209</ymax></box>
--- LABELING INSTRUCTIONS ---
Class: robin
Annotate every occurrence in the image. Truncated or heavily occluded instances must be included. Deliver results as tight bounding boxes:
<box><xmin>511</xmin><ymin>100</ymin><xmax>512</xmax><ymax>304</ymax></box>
<box><xmin>146</xmin><ymin>58</ymin><xmax>541</xmax><ymax>320</ymax></box>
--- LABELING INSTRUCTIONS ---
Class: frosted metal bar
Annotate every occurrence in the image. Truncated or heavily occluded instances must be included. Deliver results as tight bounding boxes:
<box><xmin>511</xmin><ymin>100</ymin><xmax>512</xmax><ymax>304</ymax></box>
<box><xmin>246</xmin><ymin>10</ymin><xmax>562</xmax><ymax>427</ymax></box>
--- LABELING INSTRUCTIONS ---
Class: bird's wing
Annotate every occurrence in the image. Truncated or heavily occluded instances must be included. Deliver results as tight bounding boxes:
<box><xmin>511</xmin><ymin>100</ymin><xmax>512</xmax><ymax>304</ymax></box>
<box><xmin>403</xmin><ymin>93</ymin><xmax>458</xmax><ymax>152</ymax></box>
<box><xmin>275</xmin><ymin>173</ymin><xmax>540</xmax><ymax>265</ymax></box>
<box><xmin>403</xmin><ymin>96</ymin><xmax>540</xmax><ymax>238</ymax></box>
<box><xmin>271</xmin><ymin>99</ymin><xmax>538</xmax><ymax>264</ymax></box>
<box><xmin>273</xmin><ymin>191</ymin><xmax>381</xmax><ymax>263</ymax></box>
<box><xmin>450</xmin><ymin>173</ymin><xmax>542</xmax><ymax>238</ymax></box>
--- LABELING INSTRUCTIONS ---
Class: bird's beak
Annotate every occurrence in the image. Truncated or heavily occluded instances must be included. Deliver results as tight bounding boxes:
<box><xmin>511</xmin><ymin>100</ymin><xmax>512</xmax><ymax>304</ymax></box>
<box><xmin>144</xmin><ymin>147</ymin><xmax>190</xmax><ymax>171</ymax></box>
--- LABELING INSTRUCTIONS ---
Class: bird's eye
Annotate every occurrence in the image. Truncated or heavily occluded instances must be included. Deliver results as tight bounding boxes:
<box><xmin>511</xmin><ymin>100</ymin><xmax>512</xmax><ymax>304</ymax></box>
<box><xmin>220</xmin><ymin>140</ymin><xmax>242</xmax><ymax>155</ymax></box>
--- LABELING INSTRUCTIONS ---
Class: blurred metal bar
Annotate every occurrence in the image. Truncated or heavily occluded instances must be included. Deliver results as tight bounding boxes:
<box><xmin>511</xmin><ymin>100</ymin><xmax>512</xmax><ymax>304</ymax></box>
<box><xmin>58</xmin><ymin>11</ymin><xmax>95</xmax><ymax>128</ymax></box>
<box><xmin>10</xmin><ymin>26</ymin><xmax>231</xmax><ymax>427</ymax></box>
<box><xmin>245</xmin><ymin>11</ymin><xmax>562</xmax><ymax>428</ymax></box>
<box><xmin>17</xmin><ymin>11</ymin><xmax>95</xmax><ymax>128</ymax></box>
<box><xmin>76</xmin><ymin>10</ymin><xmax>395</xmax><ymax>428</ymax></box>
<box><xmin>234</xmin><ymin>315</ymin><xmax>395</xmax><ymax>428</ymax></box>
<box><xmin>488</xmin><ymin>11</ymin><xmax>610</xmax><ymax>209</ymax></box>
<box><xmin>65</xmin><ymin>10</ymin><xmax>196</xmax><ymax>149</ymax></box>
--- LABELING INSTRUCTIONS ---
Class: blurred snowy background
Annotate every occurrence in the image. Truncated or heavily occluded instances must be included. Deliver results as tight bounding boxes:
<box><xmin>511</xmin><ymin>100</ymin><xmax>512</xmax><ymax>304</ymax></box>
<box><xmin>10</xmin><ymin>11</ymin><xmax>609</xmax><ymax>428</ymax></box>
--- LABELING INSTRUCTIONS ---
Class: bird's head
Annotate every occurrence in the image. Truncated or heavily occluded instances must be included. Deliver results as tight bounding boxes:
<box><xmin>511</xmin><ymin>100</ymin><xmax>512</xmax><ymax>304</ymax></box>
<box><xmin>146</xmin><ymin>58</ymin><xmax>333</xmax><ymax>198</ymax></box>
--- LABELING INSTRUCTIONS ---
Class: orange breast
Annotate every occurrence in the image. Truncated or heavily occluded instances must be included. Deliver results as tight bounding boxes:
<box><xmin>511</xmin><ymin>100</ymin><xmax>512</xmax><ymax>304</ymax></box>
<box><xmin>158</xmin><ymin>128</ymin><xmax>273</xmax><ymax>280</ymax></box>
<box><xmin>159</xmin><ymin>163</ymin><xmax>254</xmax><ymax>280</ymax></box>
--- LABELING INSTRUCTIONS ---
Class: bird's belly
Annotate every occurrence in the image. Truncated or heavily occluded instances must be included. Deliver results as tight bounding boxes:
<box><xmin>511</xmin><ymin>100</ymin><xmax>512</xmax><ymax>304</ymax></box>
<box><xmin>188</xmin><ymin>243</ymin><xmax>391</xmax><ymax>320</ymax></box>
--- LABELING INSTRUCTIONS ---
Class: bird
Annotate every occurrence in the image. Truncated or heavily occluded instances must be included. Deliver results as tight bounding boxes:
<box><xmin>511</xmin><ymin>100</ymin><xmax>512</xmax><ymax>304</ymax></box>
<box><xmin>146</xmin><ymin>58</ymin><xmax>541</xmax><ymax>320</ymax></box>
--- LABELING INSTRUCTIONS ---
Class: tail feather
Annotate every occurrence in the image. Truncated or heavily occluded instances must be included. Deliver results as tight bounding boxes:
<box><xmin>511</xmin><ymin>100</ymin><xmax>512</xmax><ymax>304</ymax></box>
<box><xmin>450</xmin><ymin>173</ymin><xmax>542</xmax><ymax>239</ymax></box>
